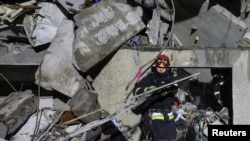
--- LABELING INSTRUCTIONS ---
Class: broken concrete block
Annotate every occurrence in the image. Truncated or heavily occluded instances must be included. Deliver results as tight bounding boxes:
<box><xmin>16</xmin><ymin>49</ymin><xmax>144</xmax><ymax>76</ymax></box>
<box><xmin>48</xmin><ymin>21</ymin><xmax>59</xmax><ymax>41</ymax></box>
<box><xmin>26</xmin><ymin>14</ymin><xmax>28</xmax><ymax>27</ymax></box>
<box><xmin>68</xmin><ymin>87</ymin><xmax>101</xmax><ymax>123</ymax></box>
<box><xmin>35</xmin><ymin>19</ymin><xmax>85</xmax><ymax>98</ymax></box>
<box><xmin>0</xmin><ymin>90</ymin><xmax>36</xmax><ymax>135</ymax></box>
<box><xmin>73</xmin><ymin>0</ymin><xmax>145</xmax><ymax>72</ymax></box>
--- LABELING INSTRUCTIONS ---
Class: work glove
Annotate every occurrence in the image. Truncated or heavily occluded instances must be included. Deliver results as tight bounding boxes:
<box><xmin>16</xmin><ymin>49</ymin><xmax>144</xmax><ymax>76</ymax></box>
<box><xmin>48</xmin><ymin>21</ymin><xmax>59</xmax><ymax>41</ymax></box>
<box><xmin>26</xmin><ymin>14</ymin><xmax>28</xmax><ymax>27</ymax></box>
<box><xmin>161</xmin><ymin>84</ymin><xmax>178</xmax><ymax>96</ymax></box>
<box><xmin>145</xmin><ymin>85</ymin><xmax>157</xmax><ymax>92</ymax></box>
<box><xmin>217</xmin><ymin>99</ymin><xmax>223</xmax><ymax>107</ymax></box>
<box><xmin>134</xmin><ymin>85</ymin><xmax>156</xmax><ymax>99</ymax></box>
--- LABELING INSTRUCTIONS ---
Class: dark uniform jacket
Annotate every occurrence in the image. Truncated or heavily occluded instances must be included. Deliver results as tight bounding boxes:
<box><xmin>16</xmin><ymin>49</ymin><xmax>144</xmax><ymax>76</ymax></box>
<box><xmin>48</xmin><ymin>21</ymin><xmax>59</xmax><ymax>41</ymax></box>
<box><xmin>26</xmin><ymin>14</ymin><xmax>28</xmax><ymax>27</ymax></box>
<box><xmin>134</xmin><ymin>68</ymin><xmax>178</xmax><ymax>111</ymax></box>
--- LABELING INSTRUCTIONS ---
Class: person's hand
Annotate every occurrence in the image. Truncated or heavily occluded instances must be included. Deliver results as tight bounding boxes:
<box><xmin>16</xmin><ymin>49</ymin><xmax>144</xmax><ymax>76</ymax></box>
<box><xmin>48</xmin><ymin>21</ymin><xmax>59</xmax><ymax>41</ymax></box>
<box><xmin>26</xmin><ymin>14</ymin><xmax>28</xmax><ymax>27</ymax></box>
<box><xmin>217</xmin><ymin>99</ymin><xmax>223</xmax><ymax>107</ymax></box>
<box><xmin>161</xmin><ymin>84</ymin><xmax>178</xmax><ymax>96</ymax></box>
<box><xmin>147</xmin><ymin>85</ymin><xmax>157</xmax><ymax>91</ymax></box>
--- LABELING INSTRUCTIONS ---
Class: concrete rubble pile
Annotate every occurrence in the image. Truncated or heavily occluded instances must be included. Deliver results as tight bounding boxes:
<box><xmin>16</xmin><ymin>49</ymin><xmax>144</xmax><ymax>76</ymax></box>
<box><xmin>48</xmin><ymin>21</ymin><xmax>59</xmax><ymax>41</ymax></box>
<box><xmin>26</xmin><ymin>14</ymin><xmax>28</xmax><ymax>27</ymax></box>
<box><xmin>0</xmin><ymin>0</ymin><xmax>250</xmax><ymax>141</ymax></box>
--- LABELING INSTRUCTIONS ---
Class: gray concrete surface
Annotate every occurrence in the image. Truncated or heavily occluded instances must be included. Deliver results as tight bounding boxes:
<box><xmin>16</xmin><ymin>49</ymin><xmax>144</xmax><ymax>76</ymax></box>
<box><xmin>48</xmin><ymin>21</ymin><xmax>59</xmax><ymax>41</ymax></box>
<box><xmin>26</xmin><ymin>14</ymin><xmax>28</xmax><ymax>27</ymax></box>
<box><xmin>174</xmin><ymin>0</ymin><xmax>247</xmax><ymax>48</ymax></box>
<box><xmin>34</xmin><ymin>19</ymin><xmax>85</xmax><ymax>98</ymax></box>
<box><xmin>73</xmin><ymin>0</ymin><xmax>145</xmax><ymax>72</ymax></box>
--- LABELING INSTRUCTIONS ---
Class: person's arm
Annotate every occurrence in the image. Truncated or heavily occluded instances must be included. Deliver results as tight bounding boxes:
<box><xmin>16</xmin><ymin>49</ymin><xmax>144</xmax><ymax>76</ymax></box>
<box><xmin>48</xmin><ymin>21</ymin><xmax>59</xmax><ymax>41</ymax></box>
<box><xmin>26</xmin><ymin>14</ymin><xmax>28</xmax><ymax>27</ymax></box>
<box><xmin>133</xmin><ymin>76</ymin><xmax>156</xmax><ymax>99</ymax></box>
<box><xmin>213</xmin><ymin>74</ymin><xmax>225</xmax><ymax>107</ymax></box>
<box><xmin>213</xmin><ymin>83</ymin><xmax>223</xmax><ymax>107</ymax></box>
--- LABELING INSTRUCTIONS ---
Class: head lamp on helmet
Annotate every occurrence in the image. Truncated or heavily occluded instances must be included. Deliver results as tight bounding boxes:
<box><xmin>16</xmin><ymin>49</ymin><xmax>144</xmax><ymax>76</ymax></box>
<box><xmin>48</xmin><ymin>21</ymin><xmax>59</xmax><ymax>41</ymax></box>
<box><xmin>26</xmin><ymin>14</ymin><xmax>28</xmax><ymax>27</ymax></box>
<box><xmin>156</xmin><ymin>54</ymin><xmax>170</xmax><ymax>68</ymax></box>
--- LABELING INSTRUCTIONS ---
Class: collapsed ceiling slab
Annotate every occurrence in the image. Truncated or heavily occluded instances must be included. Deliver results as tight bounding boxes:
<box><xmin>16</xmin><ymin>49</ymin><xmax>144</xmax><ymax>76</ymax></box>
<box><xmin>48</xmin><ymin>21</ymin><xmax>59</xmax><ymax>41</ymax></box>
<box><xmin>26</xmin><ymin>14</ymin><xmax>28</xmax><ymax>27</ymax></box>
<box><xmin>72</xmin><ymin>0</ymin><xmax>146</xmax><ymax>72</ymax></box>
<box><xmin>0</xmin><ymin>42</ymin><xmax>48</xmax><ymax>65</ymax></box>
<box><xmin>34</xmin><ymin>19</ymin><xmax>84</xmax><ymax>98</ymax></box>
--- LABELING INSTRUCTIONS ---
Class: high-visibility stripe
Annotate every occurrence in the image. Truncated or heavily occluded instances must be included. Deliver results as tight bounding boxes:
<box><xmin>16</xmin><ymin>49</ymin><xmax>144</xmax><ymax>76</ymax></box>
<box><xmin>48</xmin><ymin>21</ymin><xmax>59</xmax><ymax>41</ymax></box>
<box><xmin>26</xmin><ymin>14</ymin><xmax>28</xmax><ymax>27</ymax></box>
<box><xmin>168</xmin><ymin>112</ymin><xmax>174</xmax><ymax>120</ymax></box>
<box><xmin>135</xmin><ymin>85</ymin><xmax>156</xmax><ymax>98</ymax></box>
<box><xmin>144</xmin><ymin>86</ymin><xmax>156</xmax><ymax>92</ymax></box>
<box><xmin>214</xmin><ymin>91</ymin><xmax>220</xmax><ymax>95</ymax></box>
<box><xmin>151</xmin><ymin>113</ymin><xmax>164</xmax><ymax>120</ymax></box>
<box><xmin>134</xmin><ymin>88</ymin><xmax>140</xmax><ymax>98</ymax></box>
<box><xmin>161</xmin><ymin>91</ymin><xmax>168</xmax><ymax>96</ymax></box>
<box><xmin>219</xmin><ymin>81</ymin><xmax>224</xmax><ymax>85</ymax></box>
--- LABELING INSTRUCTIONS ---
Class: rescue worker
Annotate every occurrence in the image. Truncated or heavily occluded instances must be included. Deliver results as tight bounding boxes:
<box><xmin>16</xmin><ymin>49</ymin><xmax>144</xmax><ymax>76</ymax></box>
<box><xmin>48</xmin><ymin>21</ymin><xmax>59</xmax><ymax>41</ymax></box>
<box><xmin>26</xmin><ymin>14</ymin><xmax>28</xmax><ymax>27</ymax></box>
<box><xmin>211</xmin><ymin>69</ymin><xmax>225</xmax><ymax>111</ymax></box>
<box><xmin>210</xmin><ymin>68</ymin><xmax>230</xmax><ymax>122</ymax></box>
<box><xmin>133</xmin><ymin>54</ymin><xmax>178</xmax><ymax>141</ymax></box>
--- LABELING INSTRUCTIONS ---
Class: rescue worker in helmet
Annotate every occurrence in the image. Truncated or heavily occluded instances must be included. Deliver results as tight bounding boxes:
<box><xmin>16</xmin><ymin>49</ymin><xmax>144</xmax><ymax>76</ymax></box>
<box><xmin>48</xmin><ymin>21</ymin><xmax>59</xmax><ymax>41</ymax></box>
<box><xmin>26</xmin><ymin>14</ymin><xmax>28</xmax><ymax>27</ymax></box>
<box><xmin>211</xmin><ymin>68</ymin><xmax>225</xmax><ymax>111</ymax></box>
<box><xmin>133</xmin><ymin>54</ymin><xmax>178</xmax><ymax>141</ymax></box>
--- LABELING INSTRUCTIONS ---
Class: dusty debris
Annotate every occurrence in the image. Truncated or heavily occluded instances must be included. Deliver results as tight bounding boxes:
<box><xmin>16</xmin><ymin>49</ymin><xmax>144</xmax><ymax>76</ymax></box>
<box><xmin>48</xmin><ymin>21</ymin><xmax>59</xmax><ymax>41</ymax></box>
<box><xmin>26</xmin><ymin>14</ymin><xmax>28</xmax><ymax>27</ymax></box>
<box><xmin>10</xmin><ymin>109</ymin><xmax>57</xmax><ymax>141</ymax></box>
<box><xmin>0</xmin><ymin>25</ymin><xmax>29</xmax><ymax>43</ymax></box>
<box><xmin>34</xmin><ymin>19</ymin><xmax>84</xmax><ymax>98</ymax></box>
<box><xmin>0</xmin><ymin>90</ymin><xmax>36</xmax><ymax>138</ymax></box>
<box><xmin>56</xmin><ymin>0</ymin><xmax>86</xmax><ymax>15</ymax></box>
<box><xmin>31</xmin><ymin>2</ymin><xmax>67</xmax><ymax>47</ymax></box>
<box><xmin>237</xmin><ymin>32</ymin><xmax>250</xmax><ymax>47</ymax></box>
<box><xmin>146</xmin><ymin>8</ymin><xmax>161</xmax><ymax>45</ymax></box>
<box><xmin>73</xmin><ymin>0</ymin><xmax>145</xmax><ymax>72</ymax></box>
<box><xmin>68</xmin><ymin>86</ymin><xmax>102</xmax><ymax>123</ymax></box>
<box><xmin>0</xmin><ymin>0</ymin><xmax>250</xmax><ymax>141</ymax></box>
<box><xmin>59</xmin><ymin>111</ymin><xmax>81</xmax><ymax>125</ymax></box>
<box><xmin>0</xmin><ymin>0</ymin><xmax>37</xmax><ymax>24</ymax></box>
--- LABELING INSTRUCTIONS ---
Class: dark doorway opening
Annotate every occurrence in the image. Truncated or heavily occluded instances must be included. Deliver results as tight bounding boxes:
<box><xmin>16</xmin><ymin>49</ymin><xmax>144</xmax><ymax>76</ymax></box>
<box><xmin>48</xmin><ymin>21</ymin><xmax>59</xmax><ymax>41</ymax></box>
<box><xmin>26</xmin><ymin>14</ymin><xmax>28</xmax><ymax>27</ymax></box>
<box><xmin>177</xmin><ymin>67</ymin><xmax>233</xmax><ymax>125</ymax></box>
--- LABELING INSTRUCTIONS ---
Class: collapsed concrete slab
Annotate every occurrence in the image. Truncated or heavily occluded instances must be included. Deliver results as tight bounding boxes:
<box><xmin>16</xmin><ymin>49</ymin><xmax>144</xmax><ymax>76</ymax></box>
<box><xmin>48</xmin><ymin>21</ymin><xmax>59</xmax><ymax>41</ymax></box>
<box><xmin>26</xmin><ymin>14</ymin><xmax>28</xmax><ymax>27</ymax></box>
<box><xmin>73</xmin><ymin>0</ymin><xmax>145</xmax><ymax>72</ymax></box>
<box><xmin>0</xmin><ymin>90</ymin><xmax>36</xmax><ymax>136</ymax></box>
<box><xmin>31</xmin><ymin>2</ymin><xmax>66</xmax><ymax>47</ymax></box>
<box><xmin>0</xmin><ymin>42</ymin><xmax>47</xmax><ymax>65</ymax></box>
<box><xmin>34</xmin><ymin>19</ymin><xmax>84</xmax><ymax>98</ymax></box>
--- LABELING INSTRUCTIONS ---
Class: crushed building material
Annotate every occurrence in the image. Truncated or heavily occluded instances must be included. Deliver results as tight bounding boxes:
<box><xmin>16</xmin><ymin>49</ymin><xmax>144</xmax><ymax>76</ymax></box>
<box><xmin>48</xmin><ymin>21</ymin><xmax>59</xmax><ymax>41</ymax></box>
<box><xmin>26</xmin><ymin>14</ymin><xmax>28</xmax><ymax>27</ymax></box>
<box><xmin>0</xmin><ymin>25</ymin><xmax>29</xmax><ymax>43</ymax></box>
<box><xmin>31</xmin><ymin>2</ymin><xmax>67</xmax><ymax>47</ymax></box>
<box><xmin>0</xmin><ymin>0</ymin><xmax>250</xmax><ymax>141</ymax></box>
<box><xmin>0</xmin><ymin>0</ymin><xmax>37</xmax><ymax>24</ymax></box>
<box><xmin>0</xmin><ymin>90</ymin><xmax>36</xmax><ymax>137</ymax></box>
<box><xmin>73</xmin><ymin>0</ymin><xmax>145</xmax><ymax>72</ymax></box>
<box><xmin>34</xmin><ymin>19</ymin><xmax>84</xmax><ymax>98</ymax></box>
<box><xmin>10</xmin><ymin>110</ymin><xmax>57</xmax><ymax>141</ymax></box>
<box><xmin>68</xmin><ymin>86</ymin><xmax>102</xmax><ymax>123</ymax></box>
<box><xmin>56</xmin><ymin>0</ymin><xmax>86</xmax><ymax>15</ymax></box>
